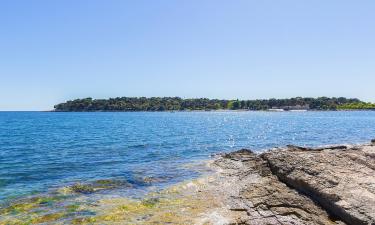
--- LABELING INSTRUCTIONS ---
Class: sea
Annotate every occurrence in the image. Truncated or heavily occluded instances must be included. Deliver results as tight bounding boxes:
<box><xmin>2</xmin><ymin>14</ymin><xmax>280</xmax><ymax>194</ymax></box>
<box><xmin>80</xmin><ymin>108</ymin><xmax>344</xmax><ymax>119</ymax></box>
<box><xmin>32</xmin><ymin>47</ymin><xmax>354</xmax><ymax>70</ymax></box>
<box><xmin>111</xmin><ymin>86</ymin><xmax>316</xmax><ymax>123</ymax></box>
<box><xmin>1</xmin><ymin>111</ymin><xmax>375</xmax><ymax>203</ymax></box>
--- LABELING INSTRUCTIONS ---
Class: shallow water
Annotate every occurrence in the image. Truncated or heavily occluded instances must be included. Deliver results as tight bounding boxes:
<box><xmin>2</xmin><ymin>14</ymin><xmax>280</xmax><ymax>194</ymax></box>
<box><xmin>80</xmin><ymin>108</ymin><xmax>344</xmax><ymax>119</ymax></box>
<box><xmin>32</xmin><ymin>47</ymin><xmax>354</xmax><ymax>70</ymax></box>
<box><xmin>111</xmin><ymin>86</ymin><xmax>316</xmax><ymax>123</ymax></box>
<box><xmin>1</xmin><ymin>111</ymin><xmax>375</xmax><ymax>203</ymax></box>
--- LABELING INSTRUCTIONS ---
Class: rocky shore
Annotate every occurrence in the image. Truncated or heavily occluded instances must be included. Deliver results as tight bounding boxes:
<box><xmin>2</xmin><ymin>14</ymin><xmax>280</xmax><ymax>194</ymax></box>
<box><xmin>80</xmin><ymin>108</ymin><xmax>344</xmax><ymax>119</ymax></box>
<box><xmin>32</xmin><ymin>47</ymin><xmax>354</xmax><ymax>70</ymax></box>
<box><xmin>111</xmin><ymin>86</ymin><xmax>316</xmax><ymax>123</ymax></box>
<box><xmin>1</xmin><ymin>141</ymin><xmax>374</xmax><ymax>224</ymax></box>
<box><xmin>205</xmin><ymin>140</ymin><xmax>375</xmax><ymax>225</ymax></box>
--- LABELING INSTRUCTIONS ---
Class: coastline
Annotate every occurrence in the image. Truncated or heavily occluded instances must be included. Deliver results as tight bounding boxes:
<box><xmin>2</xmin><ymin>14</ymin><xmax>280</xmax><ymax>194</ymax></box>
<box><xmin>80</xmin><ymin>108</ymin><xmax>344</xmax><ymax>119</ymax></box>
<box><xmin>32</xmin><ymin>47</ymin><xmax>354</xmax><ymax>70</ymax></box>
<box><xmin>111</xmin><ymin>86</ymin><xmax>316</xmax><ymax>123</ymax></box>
<box><xmin>53</xmin><ymin>97</ymin><xmax>375</xmax><ymax>112</ymax></box>
<box><xmin>200</xmin><ymin>140</ymin><xmax>375</xmax><ymax>225</ymax></box>
<box><xmin>203</xmin><ymin>141</ymin><xmax>375</xmax><ymax>225</ymax></box>
<box><xmin>1</xmin><ymin>140</ymin><xmax>374</xmax><ymax>224</ymax></box>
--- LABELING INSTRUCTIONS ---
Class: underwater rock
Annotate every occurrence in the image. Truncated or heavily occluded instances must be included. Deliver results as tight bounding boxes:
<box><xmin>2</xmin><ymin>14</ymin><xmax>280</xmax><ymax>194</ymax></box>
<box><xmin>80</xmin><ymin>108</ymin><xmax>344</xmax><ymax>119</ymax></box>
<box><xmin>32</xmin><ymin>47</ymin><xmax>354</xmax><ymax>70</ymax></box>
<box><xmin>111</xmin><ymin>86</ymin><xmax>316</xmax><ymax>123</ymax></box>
<box><xmin>68</xmin><ymin>179</ymin><xmax>132</xmax><ymax>194</ymax></box>
<box><xmin>92</xmin><ymin>179</ymin><xmax>132</xmax><ymax>189</ymax></box>
<box><xmin>132</xmin><ymin>175</ymin><xmax>168</xmax><ymax>186</ymax></box>
<box><xmin>70</xmin><ymin>183</ymin><xmax>95</xmax><ymax>194</ymax></box>
<box><xmin>2</xmin><ymin>142</ymin><xmax>374</xmax><ymax>225</ymax></box>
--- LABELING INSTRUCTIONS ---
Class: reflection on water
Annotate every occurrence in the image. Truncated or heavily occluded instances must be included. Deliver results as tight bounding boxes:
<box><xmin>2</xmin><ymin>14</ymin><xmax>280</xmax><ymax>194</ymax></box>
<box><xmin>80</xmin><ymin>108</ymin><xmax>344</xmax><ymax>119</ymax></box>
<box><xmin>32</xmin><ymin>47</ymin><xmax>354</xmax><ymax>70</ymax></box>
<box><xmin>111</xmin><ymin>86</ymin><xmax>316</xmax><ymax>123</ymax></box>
<box><xmin>1</xmin><ymin>111</ymin><xmax>375</xmax><ymax>204</ymax></box>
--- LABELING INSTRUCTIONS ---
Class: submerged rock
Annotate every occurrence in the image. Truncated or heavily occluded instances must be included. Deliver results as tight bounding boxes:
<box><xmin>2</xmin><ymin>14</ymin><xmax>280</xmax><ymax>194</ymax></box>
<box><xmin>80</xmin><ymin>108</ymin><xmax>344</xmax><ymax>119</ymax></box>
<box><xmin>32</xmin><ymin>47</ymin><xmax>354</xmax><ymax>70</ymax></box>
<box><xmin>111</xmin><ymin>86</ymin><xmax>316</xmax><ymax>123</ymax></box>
<box><xmin>68</xmin><ymin>179</ymin><xmax>132</xmax><ymax>194</ymax></box>
<box><xmin>1</xmin><ymin>142</ymin><xmax>374</xmax><ymax>224</ymax></box>
<box><xmin>70</xmin><ymin>183</ymin><xmax>95</xmax><ymax>194</ymax></box>
<box><xmin>92</xmin><ymin>179</ymin><xmax>132</xmax><ymax>189</ymax></box>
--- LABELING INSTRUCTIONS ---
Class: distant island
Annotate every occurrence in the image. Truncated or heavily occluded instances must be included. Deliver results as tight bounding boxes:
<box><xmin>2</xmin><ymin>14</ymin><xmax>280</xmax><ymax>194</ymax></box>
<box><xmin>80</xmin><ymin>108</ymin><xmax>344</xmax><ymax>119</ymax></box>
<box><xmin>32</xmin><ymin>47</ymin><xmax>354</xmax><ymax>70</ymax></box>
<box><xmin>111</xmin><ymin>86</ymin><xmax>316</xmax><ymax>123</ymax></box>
<box><xmin>53</xmin><ymin>97</ymin><xmax>375</xmax><ymax>112</ymax></box>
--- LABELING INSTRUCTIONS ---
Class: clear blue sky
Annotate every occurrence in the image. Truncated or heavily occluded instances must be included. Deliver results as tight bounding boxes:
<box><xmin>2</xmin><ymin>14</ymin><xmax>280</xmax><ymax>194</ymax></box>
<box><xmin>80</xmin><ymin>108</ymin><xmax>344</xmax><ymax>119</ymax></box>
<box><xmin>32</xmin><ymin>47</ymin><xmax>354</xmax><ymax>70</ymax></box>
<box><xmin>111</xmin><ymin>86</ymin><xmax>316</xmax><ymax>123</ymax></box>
<box><xmin>1</xmin><ymin>0</ymin><xmax>374</xmax><ymax>110</ymax></box>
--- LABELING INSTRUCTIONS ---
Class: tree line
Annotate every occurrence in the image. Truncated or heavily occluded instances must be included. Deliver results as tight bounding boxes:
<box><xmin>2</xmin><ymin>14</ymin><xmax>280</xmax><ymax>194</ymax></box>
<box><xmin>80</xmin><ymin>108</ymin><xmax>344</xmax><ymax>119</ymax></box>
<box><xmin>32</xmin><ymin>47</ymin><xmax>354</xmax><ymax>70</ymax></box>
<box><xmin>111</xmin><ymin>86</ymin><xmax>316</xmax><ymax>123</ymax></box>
<box><xmin>53</xmin><ymin>97</ymin><xmax>375</xmax><ymax>111</ymax></box>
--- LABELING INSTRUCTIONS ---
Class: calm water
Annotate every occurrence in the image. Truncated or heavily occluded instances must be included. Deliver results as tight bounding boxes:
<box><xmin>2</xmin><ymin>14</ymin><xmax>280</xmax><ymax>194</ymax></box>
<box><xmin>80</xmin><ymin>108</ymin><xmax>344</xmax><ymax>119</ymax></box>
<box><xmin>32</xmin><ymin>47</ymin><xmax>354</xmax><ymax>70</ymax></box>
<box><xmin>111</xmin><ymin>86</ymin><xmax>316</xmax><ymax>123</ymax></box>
<box><xmin>1</xmin><ymin>111</ymin><xmax>375</xmax><ymax>202</ymax></box>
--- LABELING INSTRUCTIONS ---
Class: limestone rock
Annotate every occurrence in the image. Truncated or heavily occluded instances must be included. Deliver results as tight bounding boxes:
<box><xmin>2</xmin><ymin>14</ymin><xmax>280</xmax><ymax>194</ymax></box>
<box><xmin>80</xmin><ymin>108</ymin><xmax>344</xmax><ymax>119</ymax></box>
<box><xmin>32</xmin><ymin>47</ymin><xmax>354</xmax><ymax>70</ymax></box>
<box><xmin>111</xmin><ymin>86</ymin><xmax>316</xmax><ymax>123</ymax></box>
<box><xmin>211</xmin><ymin>149</ymin><xmax>344</xmax><ymax>225</ymax></box>
<box><xmin>262</xmin><ymin>144</ymin><xmax>375</xmax><ymax>225</ymax></box>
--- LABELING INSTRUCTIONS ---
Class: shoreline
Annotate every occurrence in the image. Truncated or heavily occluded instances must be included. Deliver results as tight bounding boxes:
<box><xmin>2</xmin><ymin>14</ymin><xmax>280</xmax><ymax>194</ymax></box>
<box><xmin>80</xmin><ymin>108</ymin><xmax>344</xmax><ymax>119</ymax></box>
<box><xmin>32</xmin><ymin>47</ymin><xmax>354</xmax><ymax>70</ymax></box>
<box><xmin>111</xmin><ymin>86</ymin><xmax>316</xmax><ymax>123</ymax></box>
<box><xmin>201</xmin><ymin>140</ymin><xmax>375</xmax><ymax>224</ymax></box>
<box><xmin>1</xmin><ymin>140</ymin><xmax>374</xmax><ymax>224</ymax></box>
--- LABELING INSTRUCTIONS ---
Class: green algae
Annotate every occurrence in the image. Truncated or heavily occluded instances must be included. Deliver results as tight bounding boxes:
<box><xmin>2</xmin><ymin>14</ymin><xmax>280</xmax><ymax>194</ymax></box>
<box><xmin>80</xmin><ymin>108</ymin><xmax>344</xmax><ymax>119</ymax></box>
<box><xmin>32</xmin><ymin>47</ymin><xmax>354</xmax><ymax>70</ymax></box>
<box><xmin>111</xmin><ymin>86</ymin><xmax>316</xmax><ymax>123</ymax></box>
<box><xmin>66</xmin><ymin>204</ymin><xmax>80</xmax><ymax>213</ymax></box>
<box><xmin>29</xmin><ymin>212</ymin><xmax>66</xmax><ymax>224</ymax></box>
<box><xmin>70</xmin><ymin>183</ymin><xmax>95</xmax><ymax>194</ymax></box>
<box><xmin>0</xmin><ymin>195</ymin><xmax>67</xmax><ymax>215</ymax></box>
<box><xmin>71</xmin><ymin>217</ymin><xmax>97</xmax><ymax>224</ymax></box>
<box><xmin>0</xmin><ymin>178</ymin><xmax>135</xmax><ymax>224</ymax></box>
<box><xmin>38</xmin><ymin>195</ymin><xmax>67</xmax><ymax>206</ymax></box>
<box><xmin>0</xmin><ymin>194</ymin><xmax>73</xmax><ymax>225</ymax></box>
<box><xmin>91</xmin><ymin>179</ymin><xmax>133</xmax><ymax>192</ymax></box>
<box><xmin>0</xmin><ymin>211</ymin><xmax>66</xmax><ymax>225</ymax></box>
<box><xmin>141</xmin><ymin>197</ymin><xmax>159</xmax><ymax>208</ymax></box>
<box><xmin>62</xmin><ymin>179</ymin><xmax>132</xmax><ymax>195</ymax></box>
<box><xmin>70</xmin><ymin>178</ymin><xmax>219</xmax><ymax>224</ymax></box>
<box><xmin>0</xmin><ymin>176</ymin><xmax>218</xmax><ymax>224</ymax></box>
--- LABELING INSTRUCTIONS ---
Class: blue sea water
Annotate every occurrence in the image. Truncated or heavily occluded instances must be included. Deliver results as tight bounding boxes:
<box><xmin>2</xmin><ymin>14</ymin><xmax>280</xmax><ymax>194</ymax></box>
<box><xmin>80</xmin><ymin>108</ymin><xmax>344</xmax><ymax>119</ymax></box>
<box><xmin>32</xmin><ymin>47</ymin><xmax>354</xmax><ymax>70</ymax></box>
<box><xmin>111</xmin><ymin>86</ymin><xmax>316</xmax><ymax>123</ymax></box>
<box><xmin>1</xmin><ymin>111</ymin><xmax>375</xmax><ymax>202</ymax></box>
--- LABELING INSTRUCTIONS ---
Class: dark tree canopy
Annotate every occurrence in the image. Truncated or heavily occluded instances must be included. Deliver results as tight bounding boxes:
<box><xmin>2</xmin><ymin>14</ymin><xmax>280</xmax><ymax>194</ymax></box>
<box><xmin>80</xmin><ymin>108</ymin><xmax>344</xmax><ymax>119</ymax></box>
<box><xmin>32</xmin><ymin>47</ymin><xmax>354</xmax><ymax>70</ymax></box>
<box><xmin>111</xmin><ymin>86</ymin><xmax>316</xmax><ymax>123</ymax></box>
<box><xmin>53</xmin><ymin>97</ymin><xmax>374</xmax><ymax>112</ymax></box>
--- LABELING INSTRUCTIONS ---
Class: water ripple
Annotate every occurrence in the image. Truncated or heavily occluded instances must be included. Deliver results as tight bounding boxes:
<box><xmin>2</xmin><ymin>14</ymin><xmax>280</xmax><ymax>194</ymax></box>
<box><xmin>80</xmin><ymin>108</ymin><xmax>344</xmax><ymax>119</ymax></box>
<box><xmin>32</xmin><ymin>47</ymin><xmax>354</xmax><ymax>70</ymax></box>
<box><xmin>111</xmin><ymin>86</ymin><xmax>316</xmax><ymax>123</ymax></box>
<box><xmin>1</xmin><ymin>111</ymin><xmax>375</xmax><ymax>201</ymax></box>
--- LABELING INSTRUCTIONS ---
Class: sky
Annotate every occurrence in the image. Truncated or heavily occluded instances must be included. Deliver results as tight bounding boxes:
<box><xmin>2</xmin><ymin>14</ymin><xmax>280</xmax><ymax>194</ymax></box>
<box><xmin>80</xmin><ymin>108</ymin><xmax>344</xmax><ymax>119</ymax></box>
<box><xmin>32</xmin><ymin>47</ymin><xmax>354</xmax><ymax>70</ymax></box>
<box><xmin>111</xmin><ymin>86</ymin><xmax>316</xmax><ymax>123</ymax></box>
<box><xmin>1</xmin><ymin>0</ymin><xmax>374</xmax><ymax>110</ymax></box>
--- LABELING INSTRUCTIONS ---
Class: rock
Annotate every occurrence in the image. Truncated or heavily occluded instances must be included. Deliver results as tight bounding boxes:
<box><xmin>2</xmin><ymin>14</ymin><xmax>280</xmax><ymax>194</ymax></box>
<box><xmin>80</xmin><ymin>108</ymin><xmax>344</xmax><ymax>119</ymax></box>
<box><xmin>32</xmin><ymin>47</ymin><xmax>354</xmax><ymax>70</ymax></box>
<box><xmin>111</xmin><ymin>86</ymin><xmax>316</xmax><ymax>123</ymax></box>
<box><xmin>70</xmin><ymin>183</ymin><xmax>95</xmax><ymax>194</ymax></box>
<box><xmin>286</xmin><ymin>145</ymin><xmax>348</xmax><ymax>151</ymax></box>
<box><xmin>93</xmin><ymin>179</ymin><xmax>132</xmax><ymax>189</ymax></box>
<box><xmin>132</xmin><ymin>175</ymin><xmax>168</xmax><ymax>186</ymax></box>
<box><xmin>211</xmin><ymin>149</ymin><xmax>343</xmax><ymax>224</ymax></box>
<box><xmin>262</xmin><ymin>144</ymin><xmax>375</xmax><ymax>225</ymax></box>
<box><xmin>371</xmin><ymin>139</ymin><xmax>375</xmax><ymax>144</ymax></box>
<box><xmin>206</xmin><ymin>143</ymin><xmax>375</xmax><ymax>224</ymax></box>
<box><xmin>69</xmin><ymin>179</ymin><xmax>132</xmax><ymax>194</ymax></box>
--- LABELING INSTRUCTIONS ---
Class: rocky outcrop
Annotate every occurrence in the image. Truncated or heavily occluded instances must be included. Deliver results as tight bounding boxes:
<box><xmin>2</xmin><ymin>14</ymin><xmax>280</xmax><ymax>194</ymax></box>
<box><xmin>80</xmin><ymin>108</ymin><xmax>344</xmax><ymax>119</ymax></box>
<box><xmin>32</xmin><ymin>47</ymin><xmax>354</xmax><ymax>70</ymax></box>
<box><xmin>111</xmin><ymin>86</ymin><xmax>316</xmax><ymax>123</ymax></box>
<box><xmin>211</xmin><ymin>149</ymin><xmax>344</xmax><ymax>224</ymax></box>
<box><xmin>210</xmin><ymin>142</ymin><xmax>375</xmax><ymax>225</ymax></box>
<box><xmin>262</xmin><ymin>144</ymin><xmax>375</xmax><ymax>225</ymax></box>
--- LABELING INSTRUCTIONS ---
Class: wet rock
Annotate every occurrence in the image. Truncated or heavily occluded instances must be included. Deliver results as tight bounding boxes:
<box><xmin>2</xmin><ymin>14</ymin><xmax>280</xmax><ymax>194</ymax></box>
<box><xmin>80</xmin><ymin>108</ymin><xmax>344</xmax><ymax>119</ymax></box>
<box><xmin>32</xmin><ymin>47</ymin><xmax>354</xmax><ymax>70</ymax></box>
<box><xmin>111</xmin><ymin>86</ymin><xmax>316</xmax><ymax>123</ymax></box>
<box><xmin>262</xmin><ymin>144</ymin><xmax>375</xmax><ymax>225</ymax></box>
<box><xmin>92</xmin><ymin>179</ymin><xmax>132</xmax><ymax>190</ymax></box>
<box><xmin>132</xmin><ymin>175</ymin><xmax>168</xmax><ymax>186</ymax></box>
<box><xmin>3</xmin><ymin>143</ymin><xmax>374</xmax><ymax>224</ymax></box>
<box><xmin>140</xmin><ymin>176</ymin><xmax>164</xmax><ymax>184</ymax></box>
<box><xmin>70</xmin><ymin>183</ymin><xmax>95</xmax><ymax>194</ymax></box>
<box><xmin>141</xmin><ymin>197</ymin><xmax>159</xmax><ymax>207</ymax></box>
<box><xmin>69</xmin><ymin>179</ymin><xmax>132</xmax><ymax>194</ymax></box>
